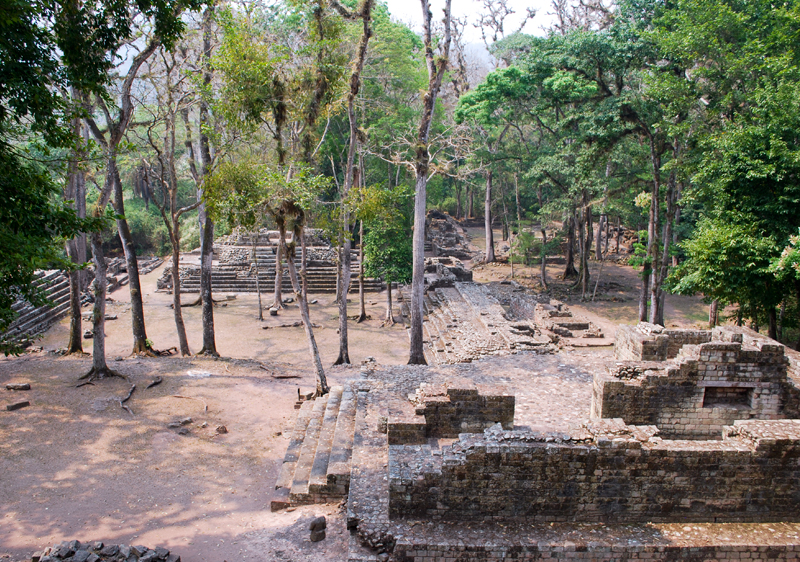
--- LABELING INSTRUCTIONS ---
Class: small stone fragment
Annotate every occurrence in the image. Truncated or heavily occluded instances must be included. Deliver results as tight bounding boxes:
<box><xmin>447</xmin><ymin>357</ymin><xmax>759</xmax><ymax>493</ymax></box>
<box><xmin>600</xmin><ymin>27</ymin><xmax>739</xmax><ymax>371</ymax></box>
<box><xmin>309</xmin><ymin>516</ymin><xmax>327</xmax><ymax>531</ymax></box>
<box><xmin>268</xmin><ymin>308</ymin><xmax>278</xmax><ymax>316</ymax></box>
<box><xmin>215</xmin><ymin>425</ymin><xmax>228</xmax><ymax>434</ymax></box>
<box><xmin>31</xmin><ymin>552</ymin><xmax>42</xmax><ymax>562</ymax></box>
<box><xmin>131</xmin><ymin>545</ymin><xmax>149</xmax><ymax>556</ymax></box>
<box><xmin>99</xmin><ymin>545</ymin><xmax>119</xmax><ymax>557</ymax></box>
<box><xmin>165</xmin><ymin>554</ymin><xmax>181</xmax><ymax>562</ymax></box>
<box><xmin>72</xmin><ymin>549</ymin><xmax>90</xmax><ymax>562</ymax></box>
<box><xmin>83</xmin><ymin>330</ymin><xmax>93</xmax><ymax>339</ymax></box>
<box><xmin>139</xmin><ymin>551</ymin><xmax>159</xmax><ymax>562</ymax></box>
<box><xmin>154</xmin><ymin>547</ymin><xmax>170</xmax><ymax>558</ymax></box>
<box><xmin>6</xmin><ymin>383</ymin><xmax>30</xmax><ymax>391</ymax></box>
<box><xmin>118</xmin><ymin>545</ymin><xmax>131</xmax><ymax>558</ymax></box>
<box><xmin>309</xmin><ymin>530</ymin><xmax>326</xmax><ymax>542</ymax></box>
<box><xmin>6</xmin><ymin>401</ymin><xmax>30</xmax><ymax>411</ymax></box>
<box><xmin>177</xmin><ymin>427</ymin><xmax>190</xmax><ymax>435</ymax></box>
<box><xmin>178</xmin><ymin>417</ymin><xmax>193</xmax><ymax>426</ymax></box>
<box><xmin>86</xmin><ymin>554</ymin><xmax>100</xmax><ymax>562</ymax></box>
<box><xmin>92</xmin><ymin>542</ymin><xmax>103</xmax><ymax>551</ymax></box>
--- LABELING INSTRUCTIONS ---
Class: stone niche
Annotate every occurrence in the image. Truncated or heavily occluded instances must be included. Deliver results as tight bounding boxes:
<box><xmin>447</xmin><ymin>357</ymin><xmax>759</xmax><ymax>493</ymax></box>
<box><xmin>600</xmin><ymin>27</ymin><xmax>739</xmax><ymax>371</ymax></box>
<box><xmin>388</xmin><ymin>418</ymin><xmax>800</xmax><ymax>524</ymax></box>
<box><xmin>592</xmin><ymin>324</ymin><xmax>800</xmax><ymax>439</ymax></box>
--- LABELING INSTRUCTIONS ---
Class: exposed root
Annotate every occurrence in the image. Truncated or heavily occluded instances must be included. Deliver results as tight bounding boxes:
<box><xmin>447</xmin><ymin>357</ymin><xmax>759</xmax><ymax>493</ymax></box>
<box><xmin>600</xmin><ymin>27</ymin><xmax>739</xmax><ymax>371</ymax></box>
<box><xmin>151</xmin><ymin>346</ymin><xmax>177</xmax><ymax>356</ymax></box>
<box><xmin>355</xmin><ymin>313</ymin><xmax>370</xmax><ymax>324</ymax></box>
<box><xmin>171</xmin><ymin>394</ymin><xmax>208</xmax><ymax>413</ymax></box>
<box><xmin>145</xmin><ymin>376</ymin><xmax>163</xmax><ymax>389</ymax></box>
<box><xmin>78</xmin><ymin>366</ymin><xmax>127</xmax><ymax>382</ymax></box>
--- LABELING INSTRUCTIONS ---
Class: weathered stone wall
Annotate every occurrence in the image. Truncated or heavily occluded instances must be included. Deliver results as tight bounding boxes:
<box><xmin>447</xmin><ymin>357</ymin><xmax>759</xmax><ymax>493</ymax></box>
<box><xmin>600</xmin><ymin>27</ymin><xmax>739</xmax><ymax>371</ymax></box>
<box><xmin>392</xmin><ymin>542</ymin><xmax>800</xmax><ymax>561</ymax></box>
<box><xmin>388</xmin><ymin>419</ymin><xmax>800</xmax><ymax>524</ymax></box>
<box><xmin>614</xmin><ymin>322</ymin><xmax>713</xmax><ymax>361</ymax></box>
<box><xmin>387</xmin><ymin>384</ymin><xmax>515</xmax><ymax>445</ymax></box>
<box><xmin>597</xmin><ymin>326</ymin><xmax>794</xmax><ymax>439</ymax></box>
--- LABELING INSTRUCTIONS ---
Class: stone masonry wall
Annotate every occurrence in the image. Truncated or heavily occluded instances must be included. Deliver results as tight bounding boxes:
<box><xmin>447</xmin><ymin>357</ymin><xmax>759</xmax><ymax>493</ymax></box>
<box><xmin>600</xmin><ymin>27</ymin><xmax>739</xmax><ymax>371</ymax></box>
<box><xmin>597</xmin><ymin>325</ymin><xmax>796</xmax><ymax>439</ymax></box>
<box><xmin>388</xmin><ymin>419</ymin><xmax>800</xmax><ymax>524</ymax></box>
<box><xmin>615</xmin><ymin>322</ymin><xmax>712</xmax><ymax>362</ymax></box>
<box><xmin>387</xmin><ymin>384</ymin><xmax>515</xmax><ymax>445</ymax></box>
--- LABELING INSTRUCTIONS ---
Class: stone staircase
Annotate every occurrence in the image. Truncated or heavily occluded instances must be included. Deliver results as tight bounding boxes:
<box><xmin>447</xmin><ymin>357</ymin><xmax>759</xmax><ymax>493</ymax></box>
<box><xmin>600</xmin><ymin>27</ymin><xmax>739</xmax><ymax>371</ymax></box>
<box><xmin>179</xmin><ymin>250</ymin><xmax>383</xmax><ymax>294</ymax></box>
<box><xmin>399</xmin><ymin>283</ymin><xmax>551</xmax><ymax>366</ymax></box>
<box><xmin>3</xmin><ymin>270</ymin><xmax>71</xmax><ymax>344</ymax></box>
<box><xmin>271</xmin><ymin>383</ymin><xmax>358</xmax><ymax>510</ymax></box>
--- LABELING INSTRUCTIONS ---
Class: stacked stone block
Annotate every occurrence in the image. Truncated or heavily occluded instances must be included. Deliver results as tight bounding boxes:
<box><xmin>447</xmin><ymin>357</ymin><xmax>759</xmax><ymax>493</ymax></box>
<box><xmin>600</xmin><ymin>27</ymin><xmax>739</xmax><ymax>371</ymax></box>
<box><xmin>595</xmin><ymin>324</ymin><xmax>796</xmax><ymax>439</ymax></box>
<box><xmin>387</xmin><ymin>384</ymin><xmax>515</xmax><ymax>445</ymax></box>
<box><xmin>388</xmin><ymin>419</ymin><xmax>800</xmax><ymax>524</ymax></box>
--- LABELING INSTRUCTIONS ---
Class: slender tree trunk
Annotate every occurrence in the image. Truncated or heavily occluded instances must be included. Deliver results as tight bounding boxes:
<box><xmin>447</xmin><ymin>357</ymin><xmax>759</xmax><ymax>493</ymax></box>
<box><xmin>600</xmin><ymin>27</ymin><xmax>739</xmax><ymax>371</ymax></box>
<box><xmin>514</xmin><ymin>172</ymin><xmax>522</xmax><ymax>235</ymax></box>
<box><xmin>769</xmin><ymin>306</ymin><xmax>778</xmax><ymax>341</ymax></box>
<box><xmin>563</xmin><ymin>212</ymin><xmax>578</xmax><ymax>278</ymax></box>
<box><xmin>500</xmin><ymin>180</ymin><xmax>509</xmax><ymax>242</ymax></box>
<box><xmin>647</xmin><ymin>139</ymin><xmax>662</xmax><ymax>326</ymax></box>
<box><xmin>616</xmin><ymin>216</ymin><xmax>621</xmax><ymax>254</ymax></box>
<box><xmin>595</xmin><ymin>214</ymin><xmax>606</xmax><ymax>261</ymax></box>
<box><xmin>170</xmin><ymin>230</ymin><xmax>191</xmax><ymax>356</ymax></box>
<box><xmin>537</xmin><ymin>185</ymin><xmax>548</xmax><ymax>290</ymax></box>
<box><xmin>467</xmin><ymin>185</ymin><xmax>473</xmax><ymax>218</ymax></box>
<box><xmin>409</xmin><ymin>0</ymin><xmax>451</xmax><ymax>365</ymax></box>
<box><xmin>253</xmin><ymin>233</ymin><xmax>263</xmax><ymax>321</ymax></box>
<box><xmin>197</xmin><ymin>3</ymin><xmax>218</xmax><ymax>357</ymax></box>
<box><xmin>455</xmin><ymin>183</ymin><xmax>462</xmax><ymax>219</ymax></box>
<box><xmin>384</xmin><ymin>274</ymin><xmax>395</xmax><ymax>325</ymax></box>
<box><xmin>65</xmin><ymin>110</ymin><xmax>84</xmax><ymax>354</ymax></box>
<box><xmin>335</xmin><ymin>239</ymin><xmax>352</xmax><ymax>364</ymax></box>
<box><xmin>484</xmin><ymin>170</ymin><xmax>495</xmax><ymax>262</ymax></box>
<box><xmin>111</xmin><ymin>164</ymin><xmax>150</xmax><ymax>354</ymax></box>
<box><xmin>638</xmin><ymin>267</ymin><xmax>650</xmax><ymax>323</ymax></box>
<box><xmin>709</xmin><ymin>299</ymin><xmax>719</xmax><ymax>328</ymax></box>
<box><xmin>81</xmin><ymin>231</ymin><xmax>120</xmax><ymax>380</ymax></box>
<box><xmin>272</xmin><ymin>240</ymin><xmax>286</xmax><ymax>310</ymax></box>
<box><xmin>283</xmin><ymin>225</ymin><xmax>328</xmax><ymax>396</ymax></box>
<box><xmin>357</xmin><ymin>220</ymin><xmax>367</xmax><ymax>323</ymax></box>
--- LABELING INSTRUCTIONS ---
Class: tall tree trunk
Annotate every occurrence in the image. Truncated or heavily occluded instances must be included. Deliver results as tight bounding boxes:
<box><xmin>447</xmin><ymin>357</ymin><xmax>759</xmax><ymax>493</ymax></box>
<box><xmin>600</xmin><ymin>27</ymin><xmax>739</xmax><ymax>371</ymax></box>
<box><xmin>408</xmin><ymin>0</ymin><xmax>452</xmax><ymax>365</ymax></box>
<box><xmin>65</xmin><ymin>109</ymin><xmax>84</xmax><ymax>354</ymax></box>
<box><xmin>467</xmin><ymin>185</ymin><xmax>473</xmax><ymax>218</ymax></box>
<box><xmin>170</xmin><ymin>229</ymin><xmax>191</xmax><ymax>356</ymax></box>
<box><xmin>647</xmin><ymin>138</ymin><xmax>662</xmax><ymax>326</ymax></box>
<box><xmin>638</xmin><ymin>266</ymin><xmax>650</xmax><ymax>323</ymax></box>
<box><xmin>81</xmin><ymin>231</ymin><xmax>120</xmax><ymax>380</ymax></box>
<box><xmin>514</xmin><ymin>172</ymin><xmax>522</xmax><ymax>235</ymax></box>
<box><xmin>272</xmin><ymin>241</ymin><xmax>285</xmax><ymax>310</ymax></box>
<box><xmin>563</xmin><ymin>212</ymin><xmax>578</xmax><ymax>279</ymax></box>
<box><xmin>595</xmin><ymin>214</ymin><xmax>606</xmax><ymax>261</ymax></box>
<box><xmin>197</xmin><ymin>3</ymin><xmax>218</xmax><ymax>356</ymax></box>
<box><xmin>283</xmin><ymin>224</ymin><xmax>328</xmax><ymax>396</ymax></box>
<box><xmin>334</xmin><ymin>0</ymin><xmax>373</xmax><ymax>364</ymax></box>
<box><xmin>537</xmin><ymin>185</ymin><xmax>548</xmax><ymax>291</ymax></box>
<box><xmin>709</xmin><ymin>299</ymin><xmax>719</xmax><ymax>328</ymax></box>
<box><xmin>769</xmin><ymin>306</ymin><xmax>778</xmax><ymax>341</ymax></box>
<box><xmin>384</xmin><ymin>274</ymin><xmax>395</xmax><ymax>325</ymax></box>
<box><xmin>484</xmin><ymin>170</ymin><xmax>495</xmax><ymax>262</ymax></box>
<box><xmin>357</xmin><ymin>220</ymin><xmax>367</xmax><ymax>323</ymax></box>
<box><xmin>253</xmin><ymin>233</ymin><xmax>263</xmax><ymax>321</ymax></box>
<box><xmin>455</xmin><ymin>182</ymin><xmax>463</xmax><ymax>219</ymax></box>
<box><xmin>500</xmin><ymin>179</ymin><xmax>509</xmax><ymax>242</ymax></box>
<box><xmin>111</xmin><ymin>164</ymin><xmax>150</xmax><ymax>354</ymax></box>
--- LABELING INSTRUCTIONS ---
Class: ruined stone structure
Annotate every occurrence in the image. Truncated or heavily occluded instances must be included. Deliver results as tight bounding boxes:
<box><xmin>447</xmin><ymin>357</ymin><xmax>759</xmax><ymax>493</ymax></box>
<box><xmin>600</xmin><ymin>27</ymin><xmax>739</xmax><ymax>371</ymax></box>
<box><xmin>594</xmin><ymin>323</ymin><xmax>800</xmax><ymax>439</ymax></box>
<box><xmin>159</xmin><ymin>228</ymin><xmax>382</xmax><ymax>294</ymax></box>
<box><xmin>273</xmin><ymin>314</ymin><xmax>800</xmax><ymax>560</ymax></box>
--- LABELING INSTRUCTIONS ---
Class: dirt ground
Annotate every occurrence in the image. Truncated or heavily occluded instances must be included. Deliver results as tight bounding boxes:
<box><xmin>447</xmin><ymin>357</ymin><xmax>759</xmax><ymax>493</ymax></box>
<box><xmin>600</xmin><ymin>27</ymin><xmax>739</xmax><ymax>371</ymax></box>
<box><xmin>0</xmin><ymin>236</ymin><xmax>707</xmax><ymax>562</ymax></box>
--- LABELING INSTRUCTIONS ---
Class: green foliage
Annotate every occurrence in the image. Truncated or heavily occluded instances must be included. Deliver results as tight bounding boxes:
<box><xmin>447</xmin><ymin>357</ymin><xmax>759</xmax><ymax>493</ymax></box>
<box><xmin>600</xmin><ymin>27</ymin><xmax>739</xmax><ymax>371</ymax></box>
<box><xmin>363</xmin><ymin>215</ymin><xmax>412</xmax><ymax>285</ymax></box>
<box><xmin>771</xmin><ymin>230</ymin><xmax>800</xmax><ymax>282</ymax></box>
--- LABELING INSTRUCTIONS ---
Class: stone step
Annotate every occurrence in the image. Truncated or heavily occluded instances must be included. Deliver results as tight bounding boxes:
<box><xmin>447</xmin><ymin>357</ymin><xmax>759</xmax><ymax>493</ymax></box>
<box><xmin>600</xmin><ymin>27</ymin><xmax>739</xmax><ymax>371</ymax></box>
<box><xmin>274</xmin><ymin>400</ymin><xmax>316</xmax><ymax>491</ymax></box>
<box><xmin>288</xmin><ymin>394</ymin><xmax>329</xmax><ymax>503</ymax></box>
<box><xmin>307</xmin><ymin>386</ymin><xmax>344</xmax><ymax>495</ymax></box>
<box><xmin>314</xmin><ymin>383</ymin><xmax>357</xmax><ymax>498</ymax></box>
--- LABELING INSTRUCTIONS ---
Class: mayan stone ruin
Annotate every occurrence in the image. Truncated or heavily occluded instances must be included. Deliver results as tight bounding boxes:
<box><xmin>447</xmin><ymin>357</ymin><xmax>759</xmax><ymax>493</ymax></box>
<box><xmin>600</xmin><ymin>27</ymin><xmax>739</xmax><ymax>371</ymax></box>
<box><xmin>272</xmin><ymin>315</ymin><xmax>800</xmax><ymax>561</ymax></box>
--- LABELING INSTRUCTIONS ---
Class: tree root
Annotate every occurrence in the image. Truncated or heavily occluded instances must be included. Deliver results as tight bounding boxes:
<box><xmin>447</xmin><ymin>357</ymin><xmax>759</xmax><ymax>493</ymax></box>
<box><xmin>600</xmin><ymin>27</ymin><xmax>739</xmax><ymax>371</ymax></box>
<box><xmin>171</xmin><ymin>394</ymin><xmax>208</xmax><ymax>413</ymax></box>
<box><xmin>146</xmin><ymin>376</ymin><xmax>163</xmax><ymax>389</ymax></box>
<box><xmin>78</xmin><ymin>366</ymin><xmax>127</xmax><ymax>383</ymax></box>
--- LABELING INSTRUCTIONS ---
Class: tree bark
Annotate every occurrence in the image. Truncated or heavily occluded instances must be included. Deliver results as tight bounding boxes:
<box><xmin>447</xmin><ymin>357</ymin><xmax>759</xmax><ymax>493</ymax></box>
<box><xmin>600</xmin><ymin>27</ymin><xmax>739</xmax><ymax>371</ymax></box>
<box><xmin>563</xmin><ymin>212</ymin><xmax>578</xmax><ymax>278</ymax></box>
<box><xmin>170</xmin><ymin>226</ymin><xmax>191</xmax><ymax>356</ymax></box>
<box><xmin>537</xmin><ymin>185</ymin><xmax>548</xmax><ymax>291</ymax></box>
<box><xmin>500</xmin><ymin>179</ymin><xmax>509</xmax><ymax>242</ymax></box>
<box><xmin>709</xmin><ymin>299</ymin><xmax>719</xmax><ymax>328</ymax></box>
<box><xmin>283</xmin><ymin>223</ymin><xmax>328</xmax><ymax>396</ymax></box>
<box><xmin>514</xmin><ymin>172</ymin><xmax>522</xmax><ymax>235</ymax></box>
<box><xmin>111</xmin><ymin>164</ymin><xmax>150</xmax><ymax>354</ymax></box>
<box><xmin>253</xmin><ymin>233</ymin><xmax>263</xmax><ymax>321</ymax></box>
<box><xmin>484</xmin><ymin>170</ymin><xmax>495</xmax><ymax>262</ymax></box>
<box><xmin>357</xmin><ymin>220</ymin><xmax>367</xmax><ymax>323</ymax></box>
<box><xmin>197</xmin><ymin>3</ymin><xmax>218</xmax><ymax>356</ymax></box>
<box><xmin>647</xmin><ymin>137</ymin><xmax>662</xmax><ymax>326</ymax></box>
<box><xmin>65</xmin><ymin>108</ymin><xmax>85</xmax><ymax>354</ymax></box>
<box><xmin>769</xmin><ymin>306</ymin><xmax>778</xmax><ymax>341</ymax></box>
<box><xmin>408</xmin><ymin>0</ymin><xmax>452</xmax><ymax>365</ymax></box>
<box><xmin>595</xmin><ymin>214</ymin><xmax>606</xmax><ymax>261</ymax></box>
<box><xmin>384</xmin><ymin>275</ymin><xmax>395</xmax><ymax>325</ymax></box>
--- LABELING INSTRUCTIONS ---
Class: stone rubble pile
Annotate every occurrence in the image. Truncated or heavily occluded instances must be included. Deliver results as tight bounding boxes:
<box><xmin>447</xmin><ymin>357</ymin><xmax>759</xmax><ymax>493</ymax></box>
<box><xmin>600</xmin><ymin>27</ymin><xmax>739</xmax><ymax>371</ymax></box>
<box><xmin>30</xmin><ymin>541</ymin><xmax>179</xmax><ymax>562</ymax></box>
